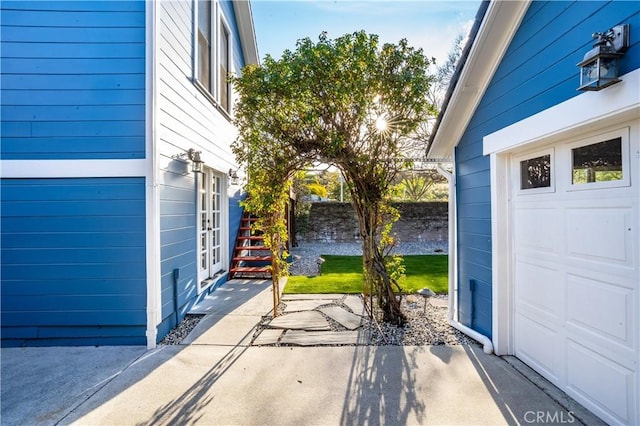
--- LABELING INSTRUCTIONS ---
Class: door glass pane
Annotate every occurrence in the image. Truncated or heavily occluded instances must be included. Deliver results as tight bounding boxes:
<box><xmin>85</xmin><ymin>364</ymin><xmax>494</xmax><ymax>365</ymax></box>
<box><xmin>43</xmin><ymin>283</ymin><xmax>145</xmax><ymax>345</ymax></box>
<box><xmin>520</xmin><ymin>154</ymin><xmax>551</xmax><ymax>189</ymax></box>
<box><xmin>572</xmin><ymin>138</ymin><xmax>622</xmax><ymax>184</ymax></box>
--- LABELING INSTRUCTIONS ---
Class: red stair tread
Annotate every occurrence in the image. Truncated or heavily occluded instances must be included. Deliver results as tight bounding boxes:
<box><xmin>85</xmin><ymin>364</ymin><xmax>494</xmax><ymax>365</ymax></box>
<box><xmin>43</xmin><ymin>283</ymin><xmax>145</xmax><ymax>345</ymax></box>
<box><xmin>233</xmin><ymin>256</ymin><xmax>272</xmax><ymax>261</ymax></box>
<box><xmin>230</xmin><ymin>266</ymin><xmax>271</xmax><ymax>273</ymax></box>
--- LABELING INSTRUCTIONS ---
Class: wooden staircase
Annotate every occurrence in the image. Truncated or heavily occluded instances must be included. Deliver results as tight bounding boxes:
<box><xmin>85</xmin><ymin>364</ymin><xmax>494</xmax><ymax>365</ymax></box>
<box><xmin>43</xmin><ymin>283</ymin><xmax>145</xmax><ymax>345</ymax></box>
<box><xmin>229</xmin><ymin>213</ymin><xmax>272</xmax><ymax>279</ymax></box>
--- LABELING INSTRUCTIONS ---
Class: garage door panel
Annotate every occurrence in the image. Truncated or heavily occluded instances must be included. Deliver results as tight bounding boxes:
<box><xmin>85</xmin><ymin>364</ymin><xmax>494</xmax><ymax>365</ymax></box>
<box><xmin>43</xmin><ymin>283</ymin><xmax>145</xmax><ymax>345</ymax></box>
<box><xmin>566</xmin><ymin>339</ymin><xmax>635</xmax><ymax>425</ymax></box>
<box><xmin>514</xmin><ymin>208</ymin><xmax>561</xmax><ymax>254</ymax></box>
<box><xmin>515</xmin><ymin>314</ymin><xmax>562</xmax><ymax>382</ymax></box>
<box><xmin>515</xmin><ymin>260</ymin><xmax>562</xmax><ymax>321</ymax></box>
<box><xmin>566</xmin><ymin>207</ymin><xmax>633</xmax><ymax>266</ymax></box>
<box><xmin>566</xmin><ymin>274</ymin><xmax>635</xmax><ymax>346</ymax></box>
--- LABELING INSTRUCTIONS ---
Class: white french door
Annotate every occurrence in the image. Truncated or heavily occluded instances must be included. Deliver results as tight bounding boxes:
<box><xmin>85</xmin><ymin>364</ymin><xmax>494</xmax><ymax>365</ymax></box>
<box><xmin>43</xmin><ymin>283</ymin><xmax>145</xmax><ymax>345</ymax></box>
<box><xmin>197</xmin><ymin>168</ymin><xmax>226</xmax><ymax>290</ymax></box>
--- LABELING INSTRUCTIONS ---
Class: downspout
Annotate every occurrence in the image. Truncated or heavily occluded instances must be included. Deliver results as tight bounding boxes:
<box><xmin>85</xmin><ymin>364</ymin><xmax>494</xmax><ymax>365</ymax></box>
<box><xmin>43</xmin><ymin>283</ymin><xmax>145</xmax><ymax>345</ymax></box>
<box><xmin>144</xmin><ymin>0</ymin><xmax>160</xmax><ymax>349</ymax></box>
<box><xmin>437</xmin><ymin>162</ymin><xmax>493</xmax><ymax>355</ymax></box>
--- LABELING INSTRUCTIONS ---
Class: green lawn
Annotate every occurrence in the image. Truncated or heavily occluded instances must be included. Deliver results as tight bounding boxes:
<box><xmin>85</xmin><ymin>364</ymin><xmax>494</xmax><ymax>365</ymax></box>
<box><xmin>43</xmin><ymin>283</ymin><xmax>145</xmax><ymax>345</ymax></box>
<box><xmin>284</xmin><ymin>255</ymin><xmax>448</xmax><ymax>294</ymax></box>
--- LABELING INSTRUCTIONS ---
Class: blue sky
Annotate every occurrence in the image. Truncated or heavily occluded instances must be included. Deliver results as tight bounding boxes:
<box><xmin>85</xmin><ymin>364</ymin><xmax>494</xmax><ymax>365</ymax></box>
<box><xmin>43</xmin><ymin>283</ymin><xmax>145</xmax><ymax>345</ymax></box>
<box><xmin>250</xmin><ymin>0</ymin><xmax>481</xmax><ymax>66</ymax></box>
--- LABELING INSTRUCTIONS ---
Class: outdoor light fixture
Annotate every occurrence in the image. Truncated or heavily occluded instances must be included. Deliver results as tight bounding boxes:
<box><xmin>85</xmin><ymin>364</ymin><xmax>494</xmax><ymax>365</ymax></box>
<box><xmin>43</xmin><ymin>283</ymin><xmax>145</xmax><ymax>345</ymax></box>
<box><xmin>228</xmin><ymin>168</ymin><xmax>239</xmax><ymax>185</ymax></box>
<box><xmin>173</xmin><ymin>148</ymin><xmax>204</xmax><ymax>173</ymax></box>
<box><xmin>188</xmin><ymin>149</ymin><xmax>204</xmax><ymax>173</ymax></box>
<box><xmin>577</xmin><ymin>24</ymin><xmax>629</xmax><ymax>91</ymax></box>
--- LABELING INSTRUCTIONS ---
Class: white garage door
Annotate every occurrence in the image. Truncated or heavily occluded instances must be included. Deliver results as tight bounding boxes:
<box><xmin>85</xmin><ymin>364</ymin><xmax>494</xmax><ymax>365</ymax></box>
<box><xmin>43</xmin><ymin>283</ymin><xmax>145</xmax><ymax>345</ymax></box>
<box><xmin>512</xmin><ymin>126</ymin><xmax>638</xmax><ymax>425</ymax></box>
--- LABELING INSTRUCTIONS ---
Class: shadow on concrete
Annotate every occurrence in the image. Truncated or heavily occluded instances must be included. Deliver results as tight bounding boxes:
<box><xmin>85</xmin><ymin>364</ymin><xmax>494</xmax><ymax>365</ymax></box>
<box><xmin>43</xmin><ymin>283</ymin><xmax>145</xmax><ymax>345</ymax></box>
<box><xmin>136</xmin><ymin>337</ymin><xmax>251</xmax><ymax>425</ymax></box>
<box><xmin>340</xmin><ymin>345</ymin><xmax>427</xmax><ymax>425</ymax></box>
<box><xmin>0</xmin><ymin>279</ymin><xmax>275</xmax><ymax>425</ymax></box>
<box><xmin>463</xmin><ymin>345</ymin><xmax>605</xmax><ymax>426</ymax></box>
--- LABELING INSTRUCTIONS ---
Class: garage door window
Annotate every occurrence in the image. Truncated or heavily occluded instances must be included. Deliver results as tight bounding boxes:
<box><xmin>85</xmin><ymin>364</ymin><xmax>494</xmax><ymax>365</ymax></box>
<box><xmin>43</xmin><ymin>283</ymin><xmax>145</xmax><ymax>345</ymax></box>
<box><xmin>569</xmin><ymin>128</ymin><xmax>629</xmax><ymax>190</ymax></box>
<box><xmin>572</xmin><ymin>137</ymin><xmax>622</xmax><ymax>184</ymax></box>
<box><xmin>519</xmin><ymin>152</ymin><xmax>553</xmax><ymax>191</ymax></box>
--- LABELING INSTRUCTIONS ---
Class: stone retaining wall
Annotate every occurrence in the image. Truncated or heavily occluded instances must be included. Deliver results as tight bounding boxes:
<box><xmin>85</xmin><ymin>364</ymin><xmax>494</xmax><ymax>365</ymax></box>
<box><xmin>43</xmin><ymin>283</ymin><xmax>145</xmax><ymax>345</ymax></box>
<box><xmin>302</xmin><ymin>202</ymin><xmax>447</xmax><ymax>244</ymax></box>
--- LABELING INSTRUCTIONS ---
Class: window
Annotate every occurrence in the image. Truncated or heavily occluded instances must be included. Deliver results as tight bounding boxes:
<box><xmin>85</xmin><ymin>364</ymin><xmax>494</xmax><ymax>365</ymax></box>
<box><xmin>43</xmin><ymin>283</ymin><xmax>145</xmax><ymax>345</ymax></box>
<box><xmin>197</xmin><ymin>0</ymin><xmax>212</xmax><ymax>91</ymax></box>
<box><xmin>219</xmin><ymin>21</ymin><xmax>231</xmax><ymax>112</ymax></box>
<box><xmin>520</xmin><ymin>154</ymin><xmax>551</xmax><ymax>190</ymax></box>
<box><xmin>572</xmin><ymin>137</ymin><xmax>623</xmax><ymax>184</ymax></box>
<box><xmin>194</xmin><ymin>0</ymin><xmax>233</xmax><ymax>114</ymax></box>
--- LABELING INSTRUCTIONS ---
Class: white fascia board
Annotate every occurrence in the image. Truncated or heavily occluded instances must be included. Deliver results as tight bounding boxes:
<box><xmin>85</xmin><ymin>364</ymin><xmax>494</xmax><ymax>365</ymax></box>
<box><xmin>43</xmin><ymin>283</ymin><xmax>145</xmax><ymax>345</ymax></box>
<box><xmin>428</xmin><ymin>0</ymin><xmax>530</xmax><ymax>159</ymax></box>
<box><xmin>233</xmin><ymin>1</ymin><xmax>259</xmax><ymax>65</ymax></box>
<box><xmin>0</xmin><ymin>159</ymin><xmax>146</xmax><ymax>178</ymax></box>
<box><xmin>484</xmin><ymin>68</ymin><xmax>640</xmax><ymax>155</ymax></box>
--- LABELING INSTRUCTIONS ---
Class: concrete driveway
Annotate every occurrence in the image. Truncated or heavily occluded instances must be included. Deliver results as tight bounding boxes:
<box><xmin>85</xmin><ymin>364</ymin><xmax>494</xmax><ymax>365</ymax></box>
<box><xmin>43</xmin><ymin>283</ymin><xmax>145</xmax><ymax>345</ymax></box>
<box><xmin>1</xmin><ymin>280</ymin><xmax>603</xmax><ymax>425</ymax></box>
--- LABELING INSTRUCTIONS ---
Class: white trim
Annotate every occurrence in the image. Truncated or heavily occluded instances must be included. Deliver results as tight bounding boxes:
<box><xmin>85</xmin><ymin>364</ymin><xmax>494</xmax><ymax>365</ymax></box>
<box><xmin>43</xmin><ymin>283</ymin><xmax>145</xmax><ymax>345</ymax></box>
<box><xmin>196</xmin><ymin>168</ymin><xmax>230</xmax><ymax>294</ymax></box>
<box><xmin>490</xmin><ymin>152</ymin><xmax>513</xmax><ymax>356</ymax></box>
<box><xmin>0</xmin><ymin>160</ymin><xmax>146</xmax><ymax>178</ymax></box>
<box><xmin>232</xmin><ymin>0</ymin><xmax>259</xmax><ymax>65</ymax></box>
<box><xmin>145</xmin><ymin>0</ymin><xmax>160</xmax><ymax>349</ymax></box>
<box><xmin>486</xmin><ymin>69</ymin><xmax>640</xmax><ymax>358</ymax></box>
<box><xmin>484</xmin><ymin>68</ymin><xmax>640</xmax><ymax>156</ymax></box>
<box><xmin>427</xmin><ymin>0</ymin><xmax>530</xmax><ymax>159</ymax></box>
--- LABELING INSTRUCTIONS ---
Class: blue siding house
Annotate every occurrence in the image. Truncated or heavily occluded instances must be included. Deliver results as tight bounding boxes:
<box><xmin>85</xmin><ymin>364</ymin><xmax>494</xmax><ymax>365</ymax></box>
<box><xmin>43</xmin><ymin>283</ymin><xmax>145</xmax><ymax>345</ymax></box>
<box><xmin>427</xmin><ymin>1</ymin><xmax>639</xmax><ymax>424</ymax></box>
<box><xmin>1</xmin><ymin>1</ymin><xmax>258</xmax><ymax>348</ymax></box>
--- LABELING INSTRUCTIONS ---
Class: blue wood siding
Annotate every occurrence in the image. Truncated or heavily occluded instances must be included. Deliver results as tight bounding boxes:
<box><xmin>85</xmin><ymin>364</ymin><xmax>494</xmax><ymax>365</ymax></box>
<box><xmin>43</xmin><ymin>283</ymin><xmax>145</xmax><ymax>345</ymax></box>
<box><xmin>455</xmin><ymin>1</ymin><xmax>640</xmax><ymax>338</ymax></box>
<box><xmin>1</xmin><ymin>178</ymin><xmax>147</xmax><ymax>346</ymax></box>
<box><xmin>0</xmin><ymin>1</ymin><xmax>146</xmax><ymax>160</ymax></box>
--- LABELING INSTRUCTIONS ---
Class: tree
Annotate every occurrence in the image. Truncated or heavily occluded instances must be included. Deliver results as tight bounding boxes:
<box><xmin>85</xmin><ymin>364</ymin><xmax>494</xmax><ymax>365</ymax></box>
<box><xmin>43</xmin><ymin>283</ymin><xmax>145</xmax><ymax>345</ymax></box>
<box><xmin>232</xmin><ymin>31</ymin><xmax>435</xmax><ymax>324</ymax></box>
<box><xmin>428</xmin><ymin>32</ymin><xmax>464</xmax><ymax>110</ymax></box>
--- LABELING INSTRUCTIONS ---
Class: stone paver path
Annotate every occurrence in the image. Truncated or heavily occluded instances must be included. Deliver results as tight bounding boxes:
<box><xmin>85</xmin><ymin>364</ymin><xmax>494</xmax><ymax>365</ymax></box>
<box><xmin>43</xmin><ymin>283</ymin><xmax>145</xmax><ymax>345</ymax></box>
<box><xmin>252</xmin><ymin>294</ymin><xmax>369</xmax><ymax>347</ymax></box>
<box><xmin>318</xmin><ymin>306</ymin><xmax>363</xmax><ymax>330</ymax></box>
<box><xmin>283</xmin><ymin>300</ymin><xmax>329</xmax><ymax>312</ymax></box>
<box><xmin>343</xmin><ymin>295</ymin><xmax>367</xmax><ymax>316</ymax></box>
<box><xmin>268</xmin><ymin>311</ymin><xmax>331</xmax><ymax>331</ymax></box>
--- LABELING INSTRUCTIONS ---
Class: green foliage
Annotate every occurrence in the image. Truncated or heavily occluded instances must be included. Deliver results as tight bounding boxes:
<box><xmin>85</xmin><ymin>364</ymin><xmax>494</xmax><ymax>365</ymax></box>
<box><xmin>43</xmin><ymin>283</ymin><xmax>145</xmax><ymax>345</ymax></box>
<box><xmin>231</xmin><ymin>31</ymin><xmax>435</xmax><ymax>324</ymax></box>
<box><xmin>285</xmin><ymin>255</ymin><xmax>448</xmax><ymax>294</ymax></box>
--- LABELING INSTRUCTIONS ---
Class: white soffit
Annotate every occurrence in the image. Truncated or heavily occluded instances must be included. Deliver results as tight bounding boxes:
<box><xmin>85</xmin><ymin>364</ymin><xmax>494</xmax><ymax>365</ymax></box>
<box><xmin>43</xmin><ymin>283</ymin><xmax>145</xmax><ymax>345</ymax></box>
<box><xmin>428</xmin><ymin>0</ymin><xmax>530</xmax><ymax>159</ymax></box>
<box><xmin>233</xmin><ymin>1</ymin><xmax>259</xmax><ymax>65</ymax></box>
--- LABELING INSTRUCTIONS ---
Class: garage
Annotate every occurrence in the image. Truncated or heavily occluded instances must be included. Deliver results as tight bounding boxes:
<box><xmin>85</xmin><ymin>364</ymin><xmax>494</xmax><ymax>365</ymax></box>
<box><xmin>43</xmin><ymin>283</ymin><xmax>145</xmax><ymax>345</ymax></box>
<box><xmin>510</xmin><ymin>125</ymin><xmax>638</xmax><ymax>424</ymax></box>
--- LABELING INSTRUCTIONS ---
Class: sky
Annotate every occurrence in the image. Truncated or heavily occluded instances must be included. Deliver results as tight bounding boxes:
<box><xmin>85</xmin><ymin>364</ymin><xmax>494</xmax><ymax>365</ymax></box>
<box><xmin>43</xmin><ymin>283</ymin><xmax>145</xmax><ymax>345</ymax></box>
<box><xmin>250</xmin><ymin>0</ymin><xmax>481</xmax><ymax>67</ymax></box>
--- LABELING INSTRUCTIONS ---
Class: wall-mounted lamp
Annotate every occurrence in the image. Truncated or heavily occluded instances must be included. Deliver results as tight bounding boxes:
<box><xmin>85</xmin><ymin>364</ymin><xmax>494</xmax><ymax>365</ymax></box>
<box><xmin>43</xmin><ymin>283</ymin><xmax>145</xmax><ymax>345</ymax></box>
<box><xmin>577</xmin><ymin>24</ymin><xmax>629</xmax><ymax>91</ymax></box>
<box><xmin>172</xmin><ymin>148</ymin><xmax>204</xmax><ymax>173</ymax></box>
<box><xmin>228</xmin><ymin>168</ymin><xmax>240</xmax><ymax>185</ymax></box>
<box><xmin>188</xmin><ymin>149</ymin><xmax>204</xmax><ymax>173</ymax></box>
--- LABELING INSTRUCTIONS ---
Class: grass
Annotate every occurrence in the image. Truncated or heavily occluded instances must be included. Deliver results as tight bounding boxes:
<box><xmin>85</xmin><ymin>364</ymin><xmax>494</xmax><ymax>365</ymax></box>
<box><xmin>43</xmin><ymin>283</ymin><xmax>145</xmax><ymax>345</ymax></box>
<box><xmin>284</xmin><ymin>255</ymin><xmax>448</xmax><ymax>294</ymax></box>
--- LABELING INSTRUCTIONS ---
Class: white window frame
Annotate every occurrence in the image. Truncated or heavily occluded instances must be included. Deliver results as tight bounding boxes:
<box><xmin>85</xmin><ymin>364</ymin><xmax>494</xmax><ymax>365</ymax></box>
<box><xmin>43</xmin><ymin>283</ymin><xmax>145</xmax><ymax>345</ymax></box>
<box><xmin>566</xmin><ymin>127</ymin><xmax>630</xmax><ymax>191</ymax></box>
<box><xmin>513</xmin><ymin>147</ymin><xmax>556</xmax><ymax>195</ymax></box>
<box><xmin>193</xmin><ymin>0</ymin><xmax>234</xmax><ymax>116</ymax></box>
<box><xmin>218</xmin><ymin>12</ymin><xmax>233</xmax><ymax>114</ymax></box>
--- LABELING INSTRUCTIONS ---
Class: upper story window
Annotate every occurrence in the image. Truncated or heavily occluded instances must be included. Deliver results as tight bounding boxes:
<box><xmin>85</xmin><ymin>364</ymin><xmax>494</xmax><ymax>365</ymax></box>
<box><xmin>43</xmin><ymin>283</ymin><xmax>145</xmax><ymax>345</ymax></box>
<box><xmin>195</xmin><ymin>0</ymin><xmax>233</xmax><ymax>115</ymax></box>
<box><xmin>197</xmin><ymin>1</ymin><xmax>212</xmax><ymax>92</ymax></box>
<box><xmin>219</xmin><ymin>21</ymin><xmax>231</xmax><ymax>112</ymax></box>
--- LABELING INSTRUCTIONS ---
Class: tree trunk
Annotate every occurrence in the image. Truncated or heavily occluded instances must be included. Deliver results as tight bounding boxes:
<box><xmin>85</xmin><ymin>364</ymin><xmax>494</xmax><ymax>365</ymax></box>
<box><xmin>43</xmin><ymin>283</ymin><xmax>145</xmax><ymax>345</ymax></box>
<box><xmin>352</xmin><ymin>196</ymin><xmax>405</xmax><ymax>325</ymax></box>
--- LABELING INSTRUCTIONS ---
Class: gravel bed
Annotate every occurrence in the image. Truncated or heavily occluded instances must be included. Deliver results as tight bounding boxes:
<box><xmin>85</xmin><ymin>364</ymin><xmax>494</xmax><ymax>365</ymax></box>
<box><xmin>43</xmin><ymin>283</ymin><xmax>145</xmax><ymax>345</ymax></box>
<box><xmin>367</xmin><ymin>295</ymin><xmax>475</xmax><ymax>346</ymax></box>
<box><xmin>159</xmin><ymin>314</ymin><xmax>205</xmax><ymax>345</ymax></box>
